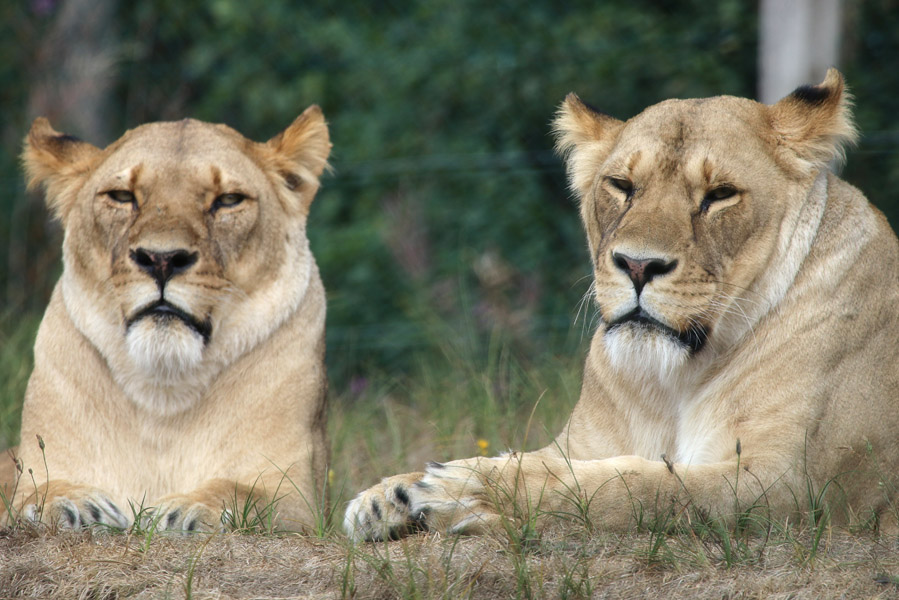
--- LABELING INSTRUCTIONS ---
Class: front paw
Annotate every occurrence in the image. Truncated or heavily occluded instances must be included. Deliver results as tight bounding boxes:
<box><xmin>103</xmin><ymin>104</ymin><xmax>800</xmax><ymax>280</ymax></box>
<box><xmin>147</xmin><ymin>497</ymin><xmax>225</xmax><ymax>534</ymax></box>
<box><xmin>23</xmin><ymin>489</ymin><xmax>130</xmax><ymax>530</ymax></box>
<box><xmin>411</xmin><ymin>458</ymin><xmax>505</xmax><ymax>535</ymax></box>
<box><xmin>344</xmin><ymin>472</ymin><xmax>425</xmax><ymax>541</ymax></box>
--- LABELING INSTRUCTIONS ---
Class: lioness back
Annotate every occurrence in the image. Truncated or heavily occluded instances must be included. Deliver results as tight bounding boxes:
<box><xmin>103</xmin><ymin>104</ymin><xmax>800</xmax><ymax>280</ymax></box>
<box><xmin>345</xmin><ymin>69</ymin><xmax>899</xmax><ymax>541</ymax></box>
<box><xmin>5</xmin><ymin>107</ymin><xmax>332</xmax><ymax>532</ymax></box>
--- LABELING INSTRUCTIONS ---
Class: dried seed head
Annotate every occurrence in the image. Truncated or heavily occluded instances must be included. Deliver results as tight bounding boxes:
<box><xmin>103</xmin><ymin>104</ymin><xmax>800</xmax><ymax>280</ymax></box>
<box><xmin>661</xmin><ymin>453</ymin><xmax>676</xmax><ymax>474</ymax></box>
<box><xmin>736</xmin><ymin>438</ymin><xmax>742</xmax><ymax>456</ymax></box>
<box><xmin>36</xmin><ymin>435</ymin><xmax>45</xmax><ymax>451</ymax></box>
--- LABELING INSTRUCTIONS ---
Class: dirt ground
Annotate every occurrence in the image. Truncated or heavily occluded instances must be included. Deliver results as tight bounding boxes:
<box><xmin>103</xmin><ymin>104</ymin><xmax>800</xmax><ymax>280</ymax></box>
<box><xmin>3</xmin><ymin>526</ymin><xmax>899</xmax><ymax>599</ymax></box>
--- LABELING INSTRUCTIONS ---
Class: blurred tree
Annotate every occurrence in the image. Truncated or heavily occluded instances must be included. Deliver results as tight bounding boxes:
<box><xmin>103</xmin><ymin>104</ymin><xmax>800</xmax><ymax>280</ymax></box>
<box><xmin>1</xmin><ymin>2</ymin><xmax>61</xmax><ymax>312</ymax></box>
<box><xmin>841</xmin><ymin>0</ymin><xmax>899</xmax><ymax>227</ymax></box>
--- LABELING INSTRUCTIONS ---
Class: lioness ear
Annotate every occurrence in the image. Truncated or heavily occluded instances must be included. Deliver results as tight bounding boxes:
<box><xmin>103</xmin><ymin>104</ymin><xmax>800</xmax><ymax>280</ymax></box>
<box><xmin>769</xmin><ymin>68</ymin><xmax>858</xmax><ymax>170</ymax></box>
<box><xmin>552</xmin><ymin>93</ymin><xmax>625</xmax><ymax>198</ymax></box>
<box><xmin>22</xmin><ymin>117</ymin><xmax>101</xmax><ymax>222</ymax></box>
<box><xmin>265</xmin><ymin>105</ymin><xmax>332</xmax><ymax>212</ymax></box>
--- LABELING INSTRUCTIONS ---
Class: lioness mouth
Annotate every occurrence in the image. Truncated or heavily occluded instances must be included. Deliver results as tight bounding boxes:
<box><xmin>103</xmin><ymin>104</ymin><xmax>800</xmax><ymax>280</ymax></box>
<box><xmin>126</xmin><ymin>300</ymin><xmax>212</xmax><ymax>344</ymax></box>
<box><xmin>607</xmin><ymin>308</ymin><xmax>707</xmax><ymax>353</ymax></box>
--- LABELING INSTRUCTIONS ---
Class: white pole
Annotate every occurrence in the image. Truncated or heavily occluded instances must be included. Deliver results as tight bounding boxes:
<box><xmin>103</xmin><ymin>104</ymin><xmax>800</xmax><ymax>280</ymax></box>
<box><xmin>759</xmin><ymin>0</ymin><xmax>843</xmax><ymax>104</ymax></box>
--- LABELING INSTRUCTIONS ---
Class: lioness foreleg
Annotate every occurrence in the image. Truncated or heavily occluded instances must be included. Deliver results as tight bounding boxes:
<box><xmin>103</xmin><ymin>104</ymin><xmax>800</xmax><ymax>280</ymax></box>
<box><xmin>347</xmin><ymin>453</ymin><xmax>787</xmax><ymax>540</ymax></box>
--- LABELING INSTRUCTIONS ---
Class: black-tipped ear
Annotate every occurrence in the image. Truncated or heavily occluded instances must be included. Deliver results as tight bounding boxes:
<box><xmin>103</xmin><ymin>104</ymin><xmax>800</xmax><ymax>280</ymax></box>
<box><xmin>552</xmin><ymin>93</ymin><xmax>625</xmax><ymax>198</ymax></box>
<box><xmin>22</xmin><ymin>118</ymin><xmax>101</xmax><ymax>222</ymax></box>
<box><xmin>769</xmin><ymin>68</ymin><xmax>858</xmax><ymax>170</ymax></box>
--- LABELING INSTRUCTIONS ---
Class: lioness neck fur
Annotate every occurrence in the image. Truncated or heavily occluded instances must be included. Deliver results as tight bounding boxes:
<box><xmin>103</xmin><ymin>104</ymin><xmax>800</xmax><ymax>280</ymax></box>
<box><xmin>2</xmin><ymin>107</ymin><xmax>331</xmax><ymax>532</ymax></box>
<box><xmin>345</xmin><ymin>69</ymin><xmax>899</xmax><ymax>540</ymax></box>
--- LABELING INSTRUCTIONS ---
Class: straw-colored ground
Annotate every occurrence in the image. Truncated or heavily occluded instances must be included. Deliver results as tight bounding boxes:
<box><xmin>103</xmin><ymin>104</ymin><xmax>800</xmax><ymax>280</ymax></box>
<box><xmin>3</xmin><ymin>525</ymin><xmax>899</xmax><ymax>599</ymax></box>
<box><xmin>3</xmin><ymin>318</ymin><xmax>899</xmax><ymax>598</ymax></box>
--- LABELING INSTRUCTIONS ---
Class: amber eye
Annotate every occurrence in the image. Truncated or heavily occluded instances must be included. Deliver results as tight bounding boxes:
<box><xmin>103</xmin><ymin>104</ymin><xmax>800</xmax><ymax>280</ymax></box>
<box><xmin>212</xmin><ymin>193</ymin><xmax>247</xmax><ymax>211</ymax></box>
<box><xmin>105</xmin><ymin>190</ymin><xmax>136</xmax><ymax>204</ymax></box>
<box><xmin>607</xmin><ymin>177</ymin><xmax>634</xmax><ymax>196</ymax></box>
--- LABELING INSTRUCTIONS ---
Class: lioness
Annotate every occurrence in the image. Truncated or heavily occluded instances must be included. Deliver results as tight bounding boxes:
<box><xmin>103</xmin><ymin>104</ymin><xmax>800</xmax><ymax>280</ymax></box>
<box><xmin>345</xmin><ymin>70</ymin><xmax>899</xmax><ymax>540</ymax></box>
<box><xmin>2</xmin><ymin>107</ymin><xmax>331</xmax><ymax>532</ymax></box>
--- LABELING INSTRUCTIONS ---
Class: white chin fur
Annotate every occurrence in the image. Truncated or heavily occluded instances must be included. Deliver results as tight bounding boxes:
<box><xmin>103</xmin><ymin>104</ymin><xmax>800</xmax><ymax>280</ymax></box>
<box><xmin>604</xmin><ymin>324</ymin><xmax>689</xmax><ymax>381</ymax></box>
<box><xmin>125</xmin><ymin>318</ymin><xmax>205</xmax><ymax>383</ymax></box>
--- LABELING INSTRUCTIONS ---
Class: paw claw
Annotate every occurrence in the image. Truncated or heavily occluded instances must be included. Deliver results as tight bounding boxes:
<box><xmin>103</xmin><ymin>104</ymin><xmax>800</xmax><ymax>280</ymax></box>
<box><xmin>394</xmin><ymin>486</ymin><xmax>410</xmax><ymax>506</ymax></box>
<box><xmin>60</xmin><ymin>500</ymin><xmax>80</xmax><ymax>528</ymax></box>
<box><xmin>166</xmin><ymin>509</ymin><xmax>181</xmax><ymax>529</ymax></box>
<box><xmin>85</xmin><ymin>500</ymin><xmax>102</xmax><ymax>523</ymax></box>
<box><xmin>370</xmin><ymin>499</ymin><xmax>382</xmax><ymax>519</ymax></box>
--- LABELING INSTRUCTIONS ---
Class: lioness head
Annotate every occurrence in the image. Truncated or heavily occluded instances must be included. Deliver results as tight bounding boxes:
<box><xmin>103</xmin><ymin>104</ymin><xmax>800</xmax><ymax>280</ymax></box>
<box><xmin>554</xmin><ymin>69</ymin><xmax>857</xmax><ymax>379</ymax></box>
<box><xmin>23</xmin><ymin>107</ymin><xmax>331</xmax><ymax>414</ymax></box>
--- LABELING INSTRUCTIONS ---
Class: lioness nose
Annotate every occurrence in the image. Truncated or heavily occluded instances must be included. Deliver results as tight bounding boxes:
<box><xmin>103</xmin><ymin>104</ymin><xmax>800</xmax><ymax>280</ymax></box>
<box><xmin>612</xmin><ymin>252</ymin><xmax>677</xmax><ymax>295</ymax></box>
<box><xmin>130</xmin><ymin>248</ymin><xmax>198</xmax><ymax>287</ymax></box>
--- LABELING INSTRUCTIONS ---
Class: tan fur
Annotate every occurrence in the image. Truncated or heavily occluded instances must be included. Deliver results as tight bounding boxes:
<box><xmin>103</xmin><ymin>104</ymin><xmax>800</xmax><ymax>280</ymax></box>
<box><xmin>4</xmin><ymin>107</ymin><xmax>331</xmax><ymax>532</ymax></box>
<box><xmin>345</xmin><ymin>70</ymin><xmax>899</xmax><ymax>541</ymax></box>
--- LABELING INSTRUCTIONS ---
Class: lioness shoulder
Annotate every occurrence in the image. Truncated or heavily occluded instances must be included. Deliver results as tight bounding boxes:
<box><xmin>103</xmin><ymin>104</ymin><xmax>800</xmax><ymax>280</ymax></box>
<box><xmin>4</xmin><ymin>107</ymin><xmax>331</xmax><ymax>532</ymax></box>
<box><xmin>345</xmin><ymin>69</ymin><xmax>899</xmax><ymax>540</ymax></box>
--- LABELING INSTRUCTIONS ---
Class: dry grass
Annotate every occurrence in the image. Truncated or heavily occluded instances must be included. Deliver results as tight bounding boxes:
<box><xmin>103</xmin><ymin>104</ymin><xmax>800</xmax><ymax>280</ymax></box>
<box><xmin>3</xmin><ymin>320</ymin><xmax>899</xmax><ymax>598</ymax></box>
<box><xmin>2</xmin><ymin>525</ymin><xmax>899</xmax><ymax>599</ymax></box>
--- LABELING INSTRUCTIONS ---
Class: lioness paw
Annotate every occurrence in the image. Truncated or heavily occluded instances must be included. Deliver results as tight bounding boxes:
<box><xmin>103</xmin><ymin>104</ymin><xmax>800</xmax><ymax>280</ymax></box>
<box><xmin>345</xmin><ymin>460</ymin><xmax>510</xmax><ymax>541</ymax></box>
<box><xmin>411</xmin><ymin>458</ymin><xmax>503</xmax><ymax>535</ymax></box>
<box><xmin>344</xmin><ymin>472</ymin><xmax>425</xmax><ymax>541</ymax></box>
<box><xmin>148</xmin><ymin>498</ymin><xmax>226</xmax><ymax>534</ymax></box>
<box><xmin>23</xmin><ymin>491</ymin><xmax>129</xmax><ymax>530</ymax></box>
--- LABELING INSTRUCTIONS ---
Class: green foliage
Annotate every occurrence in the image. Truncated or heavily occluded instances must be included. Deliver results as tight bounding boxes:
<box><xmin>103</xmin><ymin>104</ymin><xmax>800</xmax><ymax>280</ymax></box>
<box><xmin>0</xmin><ymin>0</ymin><xmax>896</xmax><ymax>411</ymax></box>
<box><xmin>0</xmin><ymin>313</ymin><xmax>39</xmax><ymax>449</ymax></box>
<box><xmin>841</xmin><ymin>0</ymin><xmax>899</xmax><ymax>226</ymax></box>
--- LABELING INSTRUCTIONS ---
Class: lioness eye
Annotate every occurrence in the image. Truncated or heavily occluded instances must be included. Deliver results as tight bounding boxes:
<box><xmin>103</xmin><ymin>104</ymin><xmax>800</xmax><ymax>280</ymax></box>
<box><xmin>608</xmin><ymin>177</ymin><xmax>634</xmax><ymax>196</ymax></box>
<box><xmin>708</xmin><ymin>186</ymin><xmax>737</xmax><ymax>201</ymax></box>
<box><xmin>701</xmin><ymin>185</ymin><xmax>738</xmax><ymax>211</ymax></box>
<box><xmin>212</xmin><ymin>193</ymin><xmax>246</xmax><ymax>210</ymax></box>
<box><xmin>105</xmin><ymin>190</ymin><xmax>136</xmax><ymax>204</ymax></box>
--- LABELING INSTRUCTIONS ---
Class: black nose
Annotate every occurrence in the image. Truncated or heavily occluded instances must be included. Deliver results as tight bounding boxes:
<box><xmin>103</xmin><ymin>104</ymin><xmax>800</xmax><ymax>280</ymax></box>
<box><xmin>612</xmin><ymin>252</ymin><xmax>677</xmax><ymax>295</ymax></box>
<box><xmin>130</xmin><ymin>248</ymin><xmax>198</xmax><ymax>288</ymax></box>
